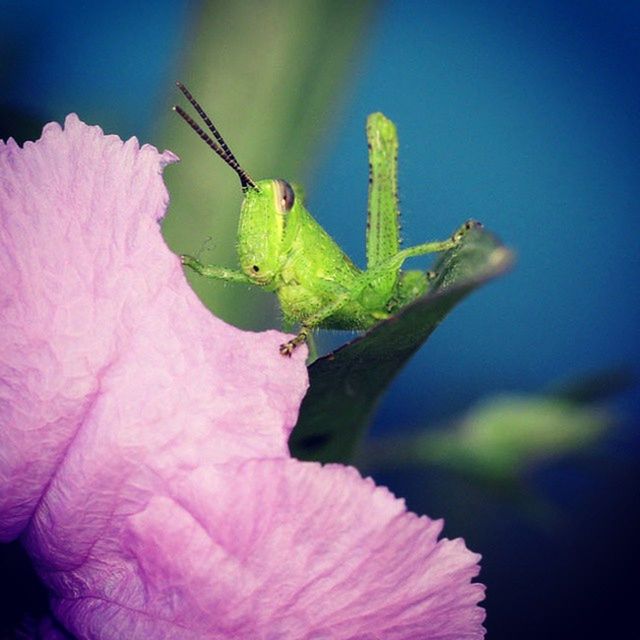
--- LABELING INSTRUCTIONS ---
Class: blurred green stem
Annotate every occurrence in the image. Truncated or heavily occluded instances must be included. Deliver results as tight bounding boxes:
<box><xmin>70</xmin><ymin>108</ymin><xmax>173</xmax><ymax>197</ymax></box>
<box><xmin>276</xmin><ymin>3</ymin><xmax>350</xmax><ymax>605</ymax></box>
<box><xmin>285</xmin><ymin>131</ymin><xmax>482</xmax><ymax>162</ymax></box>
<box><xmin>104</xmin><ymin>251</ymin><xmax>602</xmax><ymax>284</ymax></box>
<box><xmin>160</xmin><ymin>0</ymin><xmax>375</xmax><ymax>329</ymax></box>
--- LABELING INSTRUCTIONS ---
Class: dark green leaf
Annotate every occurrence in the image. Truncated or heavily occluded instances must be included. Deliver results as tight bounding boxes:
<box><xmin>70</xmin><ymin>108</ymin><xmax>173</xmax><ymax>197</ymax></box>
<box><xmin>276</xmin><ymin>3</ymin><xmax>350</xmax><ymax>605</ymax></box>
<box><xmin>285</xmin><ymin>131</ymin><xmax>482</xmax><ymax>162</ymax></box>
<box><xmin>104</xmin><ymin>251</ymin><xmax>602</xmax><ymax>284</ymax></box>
<box><xmin>289</xmin><ymin>227</ymin><xmax>513</xmax><ymax>463</ymax></box>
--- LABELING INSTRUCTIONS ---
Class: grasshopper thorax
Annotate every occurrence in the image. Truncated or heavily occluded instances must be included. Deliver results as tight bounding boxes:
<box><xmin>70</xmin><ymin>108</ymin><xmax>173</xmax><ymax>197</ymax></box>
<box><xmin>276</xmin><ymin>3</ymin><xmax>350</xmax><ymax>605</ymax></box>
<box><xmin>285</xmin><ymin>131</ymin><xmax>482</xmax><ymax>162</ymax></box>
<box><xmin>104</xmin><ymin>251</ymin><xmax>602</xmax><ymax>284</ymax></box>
<box><xmin>237</xmin><ymin>179</ymin><xmax>297</xmax><ymax>286</ymax></box>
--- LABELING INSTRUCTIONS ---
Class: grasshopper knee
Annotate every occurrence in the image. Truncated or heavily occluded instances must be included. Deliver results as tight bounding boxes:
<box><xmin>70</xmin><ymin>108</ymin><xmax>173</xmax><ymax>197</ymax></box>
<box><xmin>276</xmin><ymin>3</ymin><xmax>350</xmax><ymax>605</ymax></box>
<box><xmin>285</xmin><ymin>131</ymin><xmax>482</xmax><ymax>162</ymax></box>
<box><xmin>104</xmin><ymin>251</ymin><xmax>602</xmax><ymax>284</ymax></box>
<box><xmin>452</xmin><ymin>219</ymin><xmax>483</xmax><ymax>243</ymax></box>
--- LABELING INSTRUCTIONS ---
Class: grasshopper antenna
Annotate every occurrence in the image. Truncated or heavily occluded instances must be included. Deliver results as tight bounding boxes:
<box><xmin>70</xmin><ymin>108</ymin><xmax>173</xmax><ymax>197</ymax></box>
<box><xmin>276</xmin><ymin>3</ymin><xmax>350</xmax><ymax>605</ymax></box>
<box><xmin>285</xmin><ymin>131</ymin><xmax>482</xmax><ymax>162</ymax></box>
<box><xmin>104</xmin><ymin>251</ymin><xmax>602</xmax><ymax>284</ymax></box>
<box><xmin>173</xmin><ymin>81</ymin><xmax>256</xmax><ymax>190</ymax></box>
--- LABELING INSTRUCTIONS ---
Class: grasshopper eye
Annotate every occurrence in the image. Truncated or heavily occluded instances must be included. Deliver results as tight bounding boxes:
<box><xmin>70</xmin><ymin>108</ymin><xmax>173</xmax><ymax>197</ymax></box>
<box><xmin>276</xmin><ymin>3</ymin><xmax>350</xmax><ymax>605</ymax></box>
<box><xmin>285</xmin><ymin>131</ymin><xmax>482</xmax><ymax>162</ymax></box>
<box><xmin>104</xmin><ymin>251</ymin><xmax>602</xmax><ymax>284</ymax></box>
<box><xmin>275</xmin><ymin>179</ymin><xmax>295</xmax><ymax>213</ymax></box>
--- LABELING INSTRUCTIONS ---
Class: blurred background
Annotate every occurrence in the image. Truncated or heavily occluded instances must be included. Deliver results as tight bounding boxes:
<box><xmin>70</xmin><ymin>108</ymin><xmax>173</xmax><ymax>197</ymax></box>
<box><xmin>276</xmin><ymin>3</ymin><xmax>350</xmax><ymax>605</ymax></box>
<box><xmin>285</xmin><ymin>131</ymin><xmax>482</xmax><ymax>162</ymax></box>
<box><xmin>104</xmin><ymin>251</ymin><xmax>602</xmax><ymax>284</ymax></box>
<box><xmin>1</xmin><ymin>1</ymin><xmax>639</xmax><ymax>637</ymax></box>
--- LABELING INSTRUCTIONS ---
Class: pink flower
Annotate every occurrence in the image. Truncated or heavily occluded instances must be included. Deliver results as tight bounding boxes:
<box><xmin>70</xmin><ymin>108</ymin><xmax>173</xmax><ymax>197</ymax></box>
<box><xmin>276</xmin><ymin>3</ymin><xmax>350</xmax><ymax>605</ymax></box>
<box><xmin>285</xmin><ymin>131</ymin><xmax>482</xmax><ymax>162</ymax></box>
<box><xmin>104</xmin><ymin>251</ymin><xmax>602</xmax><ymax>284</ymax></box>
<box><xmin>0</xmin><ymin>115</ymin><xmax>485</xmax><ymax>639</ymax></box>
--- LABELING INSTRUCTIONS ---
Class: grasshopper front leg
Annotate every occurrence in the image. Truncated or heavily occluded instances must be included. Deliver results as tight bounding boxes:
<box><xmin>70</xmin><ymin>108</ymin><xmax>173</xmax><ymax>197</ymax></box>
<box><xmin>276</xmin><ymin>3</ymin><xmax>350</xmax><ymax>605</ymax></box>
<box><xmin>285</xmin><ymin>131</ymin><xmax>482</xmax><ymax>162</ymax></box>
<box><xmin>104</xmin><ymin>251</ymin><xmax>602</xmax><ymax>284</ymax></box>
<box><xmin>183</xmin><ymin>254</ymin><xmax>347</xmax><ymax>358</ymax></box>
<box><xmin>375</xmin><ymin>219</ymin><xmax>483</xmax><ymax>277</ymax></box>
<box><xmin>403</xmin><ymin>219</ymin><xmax>482</xmax><ymax>259</ymax></box>
<box><xmin>181</xmin><ymin>255</ymin><xmax>254</xmax><ymax>285</ymax></box>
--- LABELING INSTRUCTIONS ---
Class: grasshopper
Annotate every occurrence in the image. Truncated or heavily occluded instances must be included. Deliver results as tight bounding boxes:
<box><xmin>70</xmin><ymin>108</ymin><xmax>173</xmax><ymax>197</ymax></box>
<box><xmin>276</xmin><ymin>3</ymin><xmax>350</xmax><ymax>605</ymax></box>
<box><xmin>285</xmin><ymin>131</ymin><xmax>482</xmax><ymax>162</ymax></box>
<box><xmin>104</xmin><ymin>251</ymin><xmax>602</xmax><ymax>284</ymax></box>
<box><xmin>174</xmin><ymin>82</ymin><xmax>480</xmax><ymax>356</ymax></box>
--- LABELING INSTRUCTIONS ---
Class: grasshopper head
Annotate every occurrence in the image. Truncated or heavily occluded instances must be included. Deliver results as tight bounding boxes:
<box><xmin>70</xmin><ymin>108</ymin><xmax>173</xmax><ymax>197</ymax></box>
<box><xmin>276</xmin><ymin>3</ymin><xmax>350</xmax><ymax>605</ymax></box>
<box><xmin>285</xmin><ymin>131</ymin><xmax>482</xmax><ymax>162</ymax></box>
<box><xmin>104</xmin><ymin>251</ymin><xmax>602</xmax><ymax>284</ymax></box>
<box><xmin>172</xmin><ymin>84</ymin><xmax>297</xmax><ymax>287</ymax></box>
<box><xmin>237</xmin><ymin>179</ymin><xmax>296</xmax><ymax>286</ymax></box>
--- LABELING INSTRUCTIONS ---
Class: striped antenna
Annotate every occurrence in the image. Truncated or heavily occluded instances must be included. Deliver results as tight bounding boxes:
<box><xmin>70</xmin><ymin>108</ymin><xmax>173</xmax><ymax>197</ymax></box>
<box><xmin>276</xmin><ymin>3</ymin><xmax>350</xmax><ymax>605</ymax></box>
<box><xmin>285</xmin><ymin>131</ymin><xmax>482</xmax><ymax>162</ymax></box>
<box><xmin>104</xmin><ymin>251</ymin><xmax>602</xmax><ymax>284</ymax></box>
<box><xmin>173</xmin><ymin>82</ymin><xmax>256</xmax><ymax>190</ymax></box>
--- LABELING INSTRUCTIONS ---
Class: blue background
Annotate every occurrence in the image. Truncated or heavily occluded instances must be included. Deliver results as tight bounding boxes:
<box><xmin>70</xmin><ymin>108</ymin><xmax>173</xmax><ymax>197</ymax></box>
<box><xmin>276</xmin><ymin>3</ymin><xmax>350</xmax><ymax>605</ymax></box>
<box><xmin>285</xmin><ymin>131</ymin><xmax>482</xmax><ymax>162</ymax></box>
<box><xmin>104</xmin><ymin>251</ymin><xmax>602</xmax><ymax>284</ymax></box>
<box><xmin>313</xmin><ymin>1</ymin><xmax>640</xmax><ymax>426</ymax></box>
<box><xmin>1</xmin><ymin>1</ymin><xmax>638</xmax><ymax>638</ymax></box>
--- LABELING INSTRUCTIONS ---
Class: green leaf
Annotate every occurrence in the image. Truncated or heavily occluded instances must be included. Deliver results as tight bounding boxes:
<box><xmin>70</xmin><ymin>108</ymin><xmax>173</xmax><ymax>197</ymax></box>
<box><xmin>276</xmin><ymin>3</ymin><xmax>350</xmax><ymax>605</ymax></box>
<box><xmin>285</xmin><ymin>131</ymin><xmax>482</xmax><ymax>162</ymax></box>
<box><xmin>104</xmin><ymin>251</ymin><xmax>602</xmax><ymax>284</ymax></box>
<box><xmin>289</xmin><ymin>226</ymin><xmax>514</xmax><ymax>463</ymax></box>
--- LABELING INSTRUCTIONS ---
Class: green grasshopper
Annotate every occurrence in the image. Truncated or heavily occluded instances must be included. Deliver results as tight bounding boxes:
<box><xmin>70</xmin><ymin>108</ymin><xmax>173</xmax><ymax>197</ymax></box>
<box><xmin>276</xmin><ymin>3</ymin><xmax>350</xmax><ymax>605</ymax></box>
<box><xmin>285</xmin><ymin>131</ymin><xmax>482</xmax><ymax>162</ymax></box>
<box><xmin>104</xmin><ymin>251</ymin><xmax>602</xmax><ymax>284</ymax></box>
<box><xmin>174</xmin><ymin>82</ymin><xmax>480</xmax><ymax>356</ymax></box>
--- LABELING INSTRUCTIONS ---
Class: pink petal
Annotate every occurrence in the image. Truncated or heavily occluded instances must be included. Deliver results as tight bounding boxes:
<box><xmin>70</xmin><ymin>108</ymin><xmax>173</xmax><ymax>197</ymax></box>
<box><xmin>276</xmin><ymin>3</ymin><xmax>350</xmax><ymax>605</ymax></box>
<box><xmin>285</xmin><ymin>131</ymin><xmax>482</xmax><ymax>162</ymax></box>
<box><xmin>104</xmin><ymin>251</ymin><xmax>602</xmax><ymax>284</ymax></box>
<box><xmin>0</xmin><ymin>115</ymin><xmax>308</xmax><ymax>542</ymax></box>
<box><xmin>114</xmin><ymin>460</ymin><xmax>484</xmax><ymax>639</ymax></box>
<box><xmin>1</xmin><ymin>116</ymin><xmax>484</xmax><ymax>639</ymax></box>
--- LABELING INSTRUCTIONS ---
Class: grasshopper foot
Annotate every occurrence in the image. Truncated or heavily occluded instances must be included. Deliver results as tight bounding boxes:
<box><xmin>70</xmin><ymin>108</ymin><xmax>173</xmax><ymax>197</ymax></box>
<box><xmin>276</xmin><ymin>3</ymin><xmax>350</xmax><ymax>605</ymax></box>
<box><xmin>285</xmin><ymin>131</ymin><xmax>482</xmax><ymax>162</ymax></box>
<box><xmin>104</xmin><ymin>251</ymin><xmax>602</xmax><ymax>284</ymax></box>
<box><xmin>279</xmin><ymin>328</ymin><xmax>309</xmax><ymax>357</ymax></box>
<box><xmin>451</xmin><ymin>219</ymin><xmax>483</xmax><ymax>243</ymax></box>
<box><xmin>180</xmin><ymin>254</ymin><xmax>201</xmax><ymax>269</ymax></box>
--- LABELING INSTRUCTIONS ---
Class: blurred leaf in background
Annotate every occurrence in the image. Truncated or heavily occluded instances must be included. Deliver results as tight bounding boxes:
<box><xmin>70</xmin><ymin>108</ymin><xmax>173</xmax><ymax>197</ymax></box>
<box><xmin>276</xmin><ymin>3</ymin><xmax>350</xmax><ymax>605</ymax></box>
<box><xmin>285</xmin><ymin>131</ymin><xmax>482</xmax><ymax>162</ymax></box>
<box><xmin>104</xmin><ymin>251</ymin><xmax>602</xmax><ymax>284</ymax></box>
<box><xmin>358</xmin><ymin>368</ymin><xmax>630</xmax><ymax>487</ymax></box>
<box><xmin>363</xmin><ymin>394</ymin><xmax>612</xmax><ymax>483</ymax></box>
<box><xmin>161</xmin><ymin>0</ymin><xmax>375</xmax><ymax>330</ymax></box>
